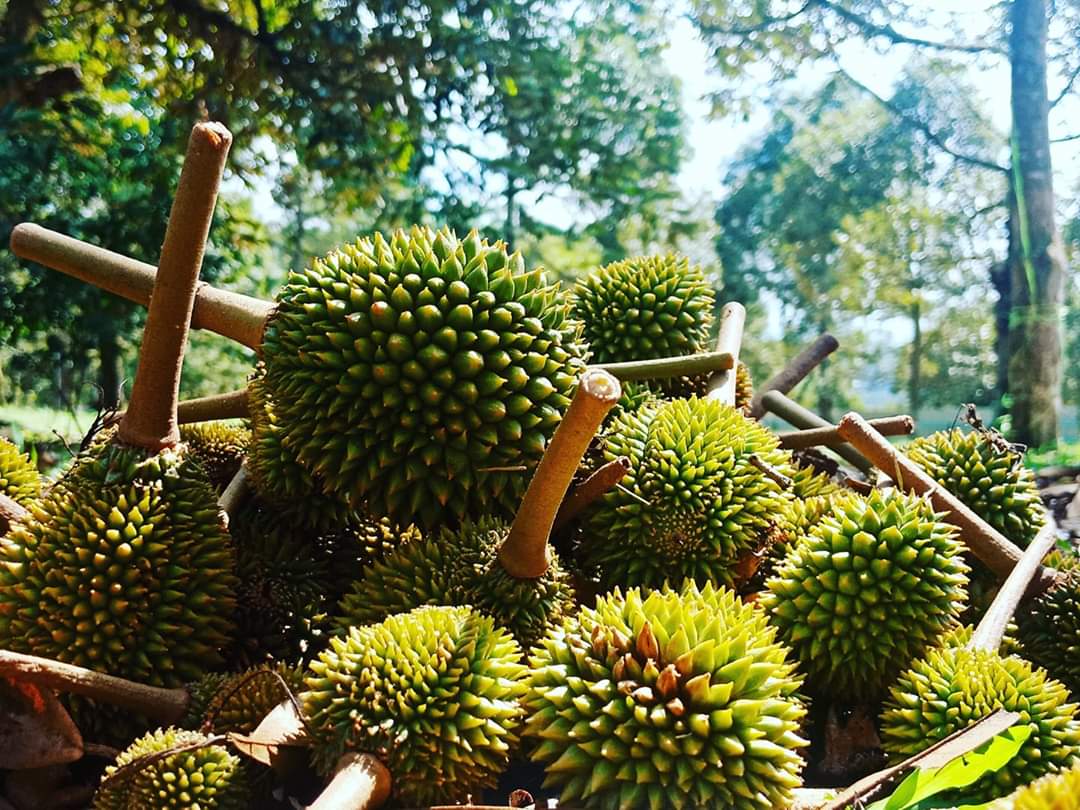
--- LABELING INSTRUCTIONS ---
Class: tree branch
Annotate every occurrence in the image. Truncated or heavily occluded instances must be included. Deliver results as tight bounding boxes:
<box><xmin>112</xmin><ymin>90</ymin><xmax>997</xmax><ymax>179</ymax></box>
<box><xmin>1051</xmin><ymin>131</ymin><xmax>1080</xmax><ymax>143</ymax></box>
<box><xmin>819</xmin><ymin>0</ymin><xmax>1003</xmax><ymax>55</ymax></box>
<box><xmin>694</xmin><ymin>1</ymin><xmax>816</xmax><ymax>36</ymax></box>
<box><xmin>1050</xmin><ymin>61</ymin><xmax>1080</xmax><ymax>109</ymax></box>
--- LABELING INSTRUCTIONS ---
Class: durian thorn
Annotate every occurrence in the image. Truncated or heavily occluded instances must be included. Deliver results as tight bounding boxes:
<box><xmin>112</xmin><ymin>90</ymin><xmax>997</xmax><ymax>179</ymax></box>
<box><xmin>218</xmin><ymin>463</ymin><xmax>250</xmax><ymax>523</ymax></box>
<box><xmin>7</xmin><ymin>225</ymin><xmax>271</xmax><ymax>350</ymax></box>
<box><xmin>749</xmin><ymin>333</ymin><xmax>840</xmax><ymax>419</ymax></box>
<box><xmin>0</xmin><ymin>649</ymin><xmax>189</xmax><ymax>724</ymax></box>
<box><xmin>747</xmin><ymin>454</ymin><xmax>792</xmax><ymax>489</ymax></box>
<box><xmin>779</xmin><ymin>415</ymin><xmax>914</xmax><ymax>450</ymax></box>
<box><xmin>0</xmin><ymin>492</ymin><xmax>29</xmax><ymax>535</ymax></box>
<box><xmin>593</xmin><ymin>350</ymin><xmax>733</xmax><ymax>381</ymax></box>
<box><xmin>762</xmin><ymin>391</ymin><xmax>872</xmax><ymax>475</ymax></box>
<box><xmin>835</xmin><ymin>412</ymin><xmax>1061</xmax><ymax>595</ymax></box>
<box><xmin>308</xmin><ymin>752</ymin><xmax>392</xmax><ymax>810</ymax></box>
<box><xmin>552</xmin><ymin>456</ymin><xmax>631</xmax><ymax>532</ymax></box>
<box><xmin>119</xmin><ymin>122</ymin><xmax>234</xmax><ymax>452</ymax></box>
<box><xmin>970</xmin><ymin>519</ymin><xmax>1059</xmax><ymax>653</ymax></box>
<box><xmin>499</xmin><ymin>369</ymin><xmax>622</xmax><ymax>579</ymax></box>
<box><xmin>614</xmin><ymin>482</ymin><xmax>651</xmax><ymax>506</ymax></box>
<box><xmin>706</xmin><ymin>301</ymin><xmax>746</xmax><ymax>405</ymax></box>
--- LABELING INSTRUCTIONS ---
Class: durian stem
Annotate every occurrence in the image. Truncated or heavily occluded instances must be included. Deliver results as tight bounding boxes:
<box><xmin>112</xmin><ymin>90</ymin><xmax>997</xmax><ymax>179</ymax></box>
<box><xmin>552</xmin><ymin>456</ymin><xmax>631</xmax><ymax>532</ymax></box>
<box><xmin>307</xmin><ymin>753</ymin><xmax>391</xmax><ymax>810</ymax></box>
<box><xmin>835</xmin><ymin>412</ymin><xmax>1061</xmax><ymax>594</ymax></box>
<box><xmin>499</xmin><ymin>369</ymin><xmax>622</xmax><ymax>579</ymax></box>
<box><xmin>8</xmin><ymin>224</ymin><xmax>271</xmax><ymax>349</ymax></box>
<box><xmin>0</xmin><ymin>649</ymin><xmax>189</xmax><ymax>724</ymax></box>
<box><xmin>111</xmin><ymin>389</ymin><xmax>252</xmax><ymax>429</ymax></box>
<box><xmin>593</xmin><ymin>350</ymin><xmax>733</xmax><ymax>381</ymax></box>
<box><xmin>0</xmin><ymin>492</ymin><xmax>29</xmax><ymax>534</ymax></box>
<box><xmin>762</xmin><ymin>391</ymin><xmax>873</xmax><ymax>474</ymax></box>
<box><xmin>218</xmin><ymin>463</ymin><xmax>250</xmax><ymax>521</ymax></box>
<box><xmin>749</xmin><ymin>334</ymin><xmax>839</xmax><ymax>419</ymax></box>
<box><xmin>969</xmin><ymin>520</ymin><xmax>1059</xmax><ymax>653</ymax></box>
<box><xmin>705</xmin><ymin>302</ymin><xmax>746</xmax><ymax>405</ymax></box>
<box><xmin>778</xmin><ymin>415</ymin><xmax>914</xmax><ymax>450</ymax></box>
<box><xmin>747</xmin><ymin>454</ymin><xmax>792</xmax><ymax>489</ymax></box>
<box><xmin>118</xmin><ymin>122</ymin><xmax>233</xmax><ymax>452</ymax></box>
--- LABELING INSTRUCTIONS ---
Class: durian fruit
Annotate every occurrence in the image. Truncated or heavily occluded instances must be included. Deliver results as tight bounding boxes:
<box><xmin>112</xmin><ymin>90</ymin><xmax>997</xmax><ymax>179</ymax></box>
<box><xmin>260</xmin><ymin>226</ymin><xmax>587</xmax><ymax>528</ymax></box>
<box><xmin>1015</xmin><ymin>561</ymin><xmax>1080</xmax><ymax>696</ymax></box>
<box><xmin>525</xmin><ymin>581</ymin><xmax>807</xmax><ymax>810</ymax></box>
<box><xmin>992</xmin><ymin>762</ymin><xmax>1080</xmax><ymax>809</ymax></box>
<box><xmin>93</xmin><ymin>727</ymin><xmax>248</xmax><ymax>810</ymax></box>
<box><xmin>184</xmin><ymin>662</ymin><xmax>306</xmax><ymax>735</ymax></box>
<box><xmin>179</xmin><ymin>421</ymin><xmax>250</xmax><ymax>492</ymax></box>
<box><xmin>880</xmin><ymin>645</ymin><xmax>1080</xmax><ymax>800</ymax></box>
<box><xmin>790</xmin><ymin>463</ymin><xmax>843</xmax><ymax>501</ymax></box>
<box><xmin>0</xmin><ymin>435</ymin><xmax>40</xmax><ymax>506</ymax></box>
<box><xmin>303</xmin><ymin>605</ymin><xmax>527</xmax><ymax>806</ymax></box>
<box><xmin>734</xmin><ymin>361</ymin><xmax>754</xmax><ymax>412</ymax></box>
<box><xmin>763</xmin><ymin>490</ymin><xmax>968</xmax><ymax>699</ymax></box>
<box><xmin>582</xmin><ymin>396</ymin><xmax>795</xmax><ymax>590</ymax></box>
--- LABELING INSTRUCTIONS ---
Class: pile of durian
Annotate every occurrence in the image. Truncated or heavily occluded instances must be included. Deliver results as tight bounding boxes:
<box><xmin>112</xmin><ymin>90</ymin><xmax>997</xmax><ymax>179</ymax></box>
<box><xmin>2</xmin><ymin>121</ymin><xmax>1079</xmax><ymax>810</ymax></box>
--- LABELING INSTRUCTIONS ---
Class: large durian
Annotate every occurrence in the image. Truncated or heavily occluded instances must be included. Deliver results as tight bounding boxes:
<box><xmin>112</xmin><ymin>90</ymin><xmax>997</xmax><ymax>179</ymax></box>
<box><xmin>582</xmin><ymin>396</ymin><xmax>795</xmax><ymax>590</ymax></box>
<box><xmin>1015</xmin><ymin>554</ymin><xmax>1080</xmax><ymax>696</ymax></box>
<box><xmin>179</xmin><ymin>421</ymin><xmax>249</xmax><ymax>492</ymax></box>
<box><xmin>880</xmin><ymin>646</ymin><xmax>1080</xmax><ymax>800</ymax></box>
<box><xmin>992</xmin><ymin>762</ymin><xmax>1080</xmax><ymax>809</ymax></box>
<box><xmin>303</xmin><ymin>605</ymin><xmax>527</xmax><ymax>805</ymax></box>
<box><xmin>763</xmin><ymin>490</ymin><xmax>969</xmax><ymax>699</ymax></box>
<box><xmin>525</xmin><ymin>581</ymin><xmax>807</xmax><ymax>810</ymax></box>
<box><xmin>93</xmin><ymin>727</ymin><xmax>248</xmax><ymax>810</ymax></box>
<box><xmin>260</xmin><ymin>226</ymin><xmax>587</xmax><ymax>528</ymax></box>
<box><xmin>0</xmin><ymin>435</ymin><xmax>40</xmax><ymax>506</ymax></box>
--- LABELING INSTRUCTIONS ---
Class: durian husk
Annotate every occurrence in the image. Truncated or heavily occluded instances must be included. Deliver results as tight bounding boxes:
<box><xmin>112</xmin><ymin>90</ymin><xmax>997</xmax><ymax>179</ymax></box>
<box><xmin>179</xmin><ymin>421</ymin><xmax>250</xmax><ymax>493</ymax></box>
<box><xmin>0</xmin><ymin>435</ymin><xmax>41</xmax><ymax>506</ymax></box>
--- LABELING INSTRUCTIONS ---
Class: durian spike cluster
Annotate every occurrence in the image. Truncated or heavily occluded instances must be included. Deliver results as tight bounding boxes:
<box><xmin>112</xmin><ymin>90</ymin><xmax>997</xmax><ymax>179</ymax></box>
<box><xmin>0</xmin><ymin>435</ymin><xmax>41</xmax><ymax>506</ymax></box>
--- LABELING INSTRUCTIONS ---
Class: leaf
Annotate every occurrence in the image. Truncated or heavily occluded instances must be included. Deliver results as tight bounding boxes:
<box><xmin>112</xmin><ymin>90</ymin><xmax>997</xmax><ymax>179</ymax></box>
<box><xmin>228</xmin><ymin>699</ymin><xmax>310</xmax><ymax>768</ymax></box>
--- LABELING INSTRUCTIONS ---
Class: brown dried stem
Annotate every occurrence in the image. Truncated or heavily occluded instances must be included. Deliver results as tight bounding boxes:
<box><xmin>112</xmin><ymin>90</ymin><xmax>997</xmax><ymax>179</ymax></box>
<box><xmin>778</xmin><ymin>414</ymin><xmax>914</xmax><ymax>450</ymax></box>
<box><xmin>748</xmin><ymin>454</ymin><xmax>792</xmax><ymax>489</ymax></box>
<box><xmin>552</xmin><ymin>456</ymin><xmax>631</xmax><ymax>532</ymax></box>
<box><xmin>9</xmin><ymin>224</ymin><xmax>271</xmax><ymax>350</ymax></box>
<box><xmin>762</xmin><ymin>391</ymin><xmax>872</xmax><ymax>474</ymax></box>
<box><xmin>706</xmin><ymin>302</ymin><xmax>746</xmax><ymax>405</ymax></box>
<box><xmin>308</xmin><ymin>753</ymin><xmax>392</xmax><ymax>810</ymax></box>
<box><xmin>0</xmin><ymin>493</ymin><xmax>29</xmax><ymax>535</ymax></box>
<box><xmin>499</xmin><ymin>369</ymin><xmax>622</xmax><ymax>578</ymax></box>
<box><xmin>110</xmin><ymin>388</ymin><xmax>252</xmax><ymax>429</ymax></box>
<box><xmin>118</xmin><ymin>122</ymin><xmax>233</xmax><ymax>452</ymax></box>
<box><xmin>593</xmin><ymin>350</ymin><xmax>732</xmax><ymax>381</ymax></box>
<box><xmin>835</xmin><ymin>412</ymin><xmax>1060</xmax><ymax>593</ymax></box>
<box><xmin>749</xmin><ymin>334</ymin><xmax>839</xmax><ymax>419</ymax></box>
<box><xmin>218</xmin><ymin>464</ymin><xmax>250</xmax><ymax>522</ymax></box>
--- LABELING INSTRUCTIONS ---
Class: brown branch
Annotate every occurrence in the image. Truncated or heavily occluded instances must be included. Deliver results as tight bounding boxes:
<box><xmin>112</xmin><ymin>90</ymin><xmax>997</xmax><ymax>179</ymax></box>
<box><xmin>749</xmin><ymin>334</ymin><xmax>839</xmax><ymax>419</ymax></box>
<box><xmin>218</xmin><ymin>464</ymin><xmax>250</xmax><ymax>522</ymax></box>
<box><xmin>1051</xmin><ymin>61</ymin><xmax>1080</xmax><ymax>109</ymax></box>
<box><xmin>552</xmin><ymin>456</ymin><xmax>631</xmax><ymax>532</ymax></box>
<box><xmin>819</xmin><ymin>0</ymin><xmax>1003</xmax><ymax>55</ymax></box>
<box><xmin>748</xmin><ymin>454</ymin><xmax>792</xmax><ymax>489</ymax></box>
<box><xmin>498</xmin><ymin>370</ymin><xmax>621</xmax><ymax>579</ymax></box>
<box><xmin>762</xmin><ymin>391</ymin><xmax>872</xmax><ymax>474</ymax></box>
<box><xmin>178</xmin><ymin>389</ymin><xmax>252</xmax><ymax>423</ymax></box>
<box><xmin>0</xmin><ymin>493</ymin><xmax>29</xmax><ymax>535</ymax></box>
<box><xmin>9</xmin><ymin>224</ymin><xmax>272</xmax><ymax>349</ymax></box>
<box><xmin>706</xmin><ymin>302</ymin><xmax>746</xmax><ymax>405</ymax></box>
<box><xmin>307</xmin><ymin>753</ymin><xmax>392</xmax><ymax>810</ymax></box>
<box><xmin>593</xmin><ymin>350</ymin><xmax>733</xmax><ymax>381</ymax></box>
<box><xmin>779</xmin><ymin>414</ymin><xmax>913</xmax><ymax>449</ymax></box>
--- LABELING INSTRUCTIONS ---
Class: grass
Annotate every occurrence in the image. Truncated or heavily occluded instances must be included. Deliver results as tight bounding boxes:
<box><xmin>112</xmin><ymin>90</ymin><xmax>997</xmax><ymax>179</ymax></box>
<box><xmin>0</xmin><ymin>404</ymin><xmax>98</xmax><ymax>443</ymax></box>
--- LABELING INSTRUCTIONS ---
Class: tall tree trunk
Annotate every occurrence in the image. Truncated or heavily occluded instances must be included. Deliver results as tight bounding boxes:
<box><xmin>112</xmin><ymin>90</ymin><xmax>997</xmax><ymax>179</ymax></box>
<box><xmin>1006</xmin><ymin>0</ymin><xmax>1066</xmax><ymax>446</ymax></box>
<box><xmin>909</xmin><ymin>298</ymin><xmax>922</xmax><ymax>420</ymax></box>
<box><xmin>990</xmin><ymin>254</ymin><xmax>1012</xmax><ymax>414</ymax></box>
<box><xmin>98</xmin><ymin>328</ymin><xmax>123</xmax><ymax>410</ymax></box>
<box><xmin>505</xmin><ymin>180</ymin><xmax>517</xmax><ymax>251</ymax></box>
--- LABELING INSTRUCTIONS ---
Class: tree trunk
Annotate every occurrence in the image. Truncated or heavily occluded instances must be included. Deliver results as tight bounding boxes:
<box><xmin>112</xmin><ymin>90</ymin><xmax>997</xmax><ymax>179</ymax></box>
<box><xmin>505</xmin><ymin>180</ymin><xmax>517</xmax><ymax>251</ymax></box>
<box><xmin>909</xmin><ymin>298</ymin><xmax>922</xmax><ymax>420</ymax></box>
<box><xmin>1006</xmin><ymin>0</ymin><xmax>1066</xmax><ymax>447</ymax></box>
<box><xmin>98</xmin><ymin>328</ymin><xmax>123</xmax><ymax>410</ymax></box>
<box><xmin>990</xmin><ymin>256</ymin><xmax>1011</xmax><ymax>413</ymax></box>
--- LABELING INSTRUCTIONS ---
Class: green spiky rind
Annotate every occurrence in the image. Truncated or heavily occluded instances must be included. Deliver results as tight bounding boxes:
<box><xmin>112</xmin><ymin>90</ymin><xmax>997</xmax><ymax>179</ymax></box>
<box><xmin>881</xmin><ymin>646</ymin><xmax>1080</xmax><ymax>801</ymax></box>
<box><xmin>0</xmin><ymin>435</ymin><xmax>236</xmax><ymax>686</ymax></box>
<box><xmin>261</xmin><ymin>226</ymin><xmax>587</xmax><ymax>529</ymax></box>
<box><xmin>584</xmin><ymin>396</ymin><xmax>796</xmax><ymax>590</ymax></box>
<box><xmin>0</xmin><ymin>436</ymin><xmax>40</xmax><ymax>506</ymax></box>
<box><xmin>336</xmin><ymin>516</ymin><xmax>573</xmax><ymax>648</ymax></box>
<box><xmin>906</xmin><ymin>429</ymin><xmax>1046</xmax><ymax>548</ymax></box>
<box><xmin>93</xmin><ymin>727</ymin><xmax>248</xmax><ymax>810</ymax></box>
<box><xmin>734</xmin><ymin>362</ymin><xmax>754</xmax><ymax>413</ymax></box>
<box><xmin>1016</xmin><ymin>569</ymin><xmax>1080</xmax><ymax>696</ymax></box>
<box><xmin>790</xmin><ymin>464</ymin><xmax>843</xmax><ymax>501</ymax></box>
<box><xmin>763</xmin><ymin>490</ymin><xmax>969</xmax><ymax>700</ymax></box>
<box><xmin>179</xmin><ymin>422</ymin><xmax>250</xmax><ymax>493</ymax></box>
<box><xmin>525</xmin><ymin>582</ymin><xmax>807</xmax><ymax>810</ymax></box>
<box><xmin>616</xmin><ymin>380</ymin><xmax>661</xmax><ymax>415</ymax></box>
<box><xmin>184</xmin><ymin>663</ymin><xmax>306</xmax><ymax>735</ymax></box>
<box><xmin>572</xmin><ymin>254</ymin><xmax>714</xmax><ymax>365</ymax></box>
<box><xmin>304</xmin><ymin>605</ymin><xmax>527</xmax><ymax>805</ymax></box>
<box><xmin>993</xmin><ymin>763</ymin><xmax>1080</xmax><ymax>810</ymax></box>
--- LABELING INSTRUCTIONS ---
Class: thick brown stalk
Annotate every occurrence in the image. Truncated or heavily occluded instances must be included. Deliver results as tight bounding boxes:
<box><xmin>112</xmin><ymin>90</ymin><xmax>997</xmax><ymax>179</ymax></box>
<box><xmin>218</xmin><ymin>464</ymin><xmax>250</xmax><ymax>522</ymax></box>
<box><xmin>749</xmin><ymin>334</ymin><xmax>839</xmax><ymax>419</ymax></box>
<box><xmin>969</xmin><ymin>520</ymin><xmax>1058</xmax><ymax>653</ymax></box>
<box><xmin>308</xmin><ymin>753</ymin><xmax>392</xmax><ymax>810</ymax></box>
<box><xmin>835</xmin><ymin>412</ymin><xmax>1060</xmax><ymax>594</ymax></box>
<box><xmin>762</xmin><ymin>391</ymin><xmax>872</xmax><ymax>474</ymax></box>
<box><xmin>778</xmin><ymin>415</ymin><xmax>914</xmax><ymax>450</ymax></box>
<box><xmin>498</xmin><ymin>369</ymin><xmax>621</xmax><ymax>578</ymax></box>
<box><xmin>706</xmin><ymin>302</ymin><xmax>746</xmax><ymax>405</ymax></box>
<box><xmin>747</xmin><ymin>454</ymin><xmax>792</xmax><ymax>489</ymax></box>
<box><xmin>593</xmin><ymin>350</ymin><xmax>732</xmax><ymax>381</ymax></box>
<box><xmin>9</xmin><ymin>224</ymin><xmax>271</xmax><ymax>350</ymax></box>
<box><xmin>0</xmin><ymin>650</ymin><xmax>188</xmax><ymax>724</ymax></box>
<box><xmin>0</xmin><ymin>493</ymin><xmax>29</xmax><ymax>535</ymax></box>
<box><xmin>109</xmin><ymin>389</ymin><xmax>252</xmax><ymax>429</ymax></box>
<box><xmin>552</xmin><ymin>456</ymin><xmax>631</xmax><ymax>532</ymax></box>
<box><xmin>118</xmin><ymin>122</ymin><xmax>233</xmax><ymax>452</ymax></box>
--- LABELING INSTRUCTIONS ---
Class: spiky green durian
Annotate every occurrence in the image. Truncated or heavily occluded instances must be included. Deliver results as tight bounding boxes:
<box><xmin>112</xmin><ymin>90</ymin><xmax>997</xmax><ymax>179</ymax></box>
<box><xmin>763</xmin><ymin>490</ymin><xmax>969</xmax><ymax>699</ymax></box>
<box><xmin>183</xmin><ymin>663</ymin><xmax>306</xmax><ymax>735</ymax></box>
<box><xmin>992</xmin><ymin>763</ymin><xmax>1080</xmax><ymax>809</ymax></box>
<box><xmin>0</xmin><ymin>436</ymin><xmax>40</xmax><ymax>506</ymax></box>
<box><xmin>525</xmin><ymin>582</ymin><xmax>807</xmax><ymax>810</ymax></box>
<box><xmin>304</xmin><ymin>605</ymin><xmax>527</xmax><ymax>805</ymax></box>
<box><xmin>906</xmin><ymin>429</ymin><xmax>1046</xmax><ymax>548</ymax></box>
<box><xmin>1016</xmin><ymin>567</ymin><xmax>1080</xmax><ymax>696</ymax></box>
<box><xmin>179</xmin><ymin>421</ymin><xmax>250</xmax><ymax>492</ymax></box>
<box><xmin>0</xmin><ymin>432</ymin><xmax>236</xmax><ymax>686</ymax></box>
<box><xmin>93</xmin><ymin>727</ymin><xmax>248</xmax><ymax>810</ymax></box>
<box><xmin>734</xmin><ymin>361</ymin><xmax>754</xmax><ymax>412</ymax></box>
<box><xmin>583</xmin><ymin>396</ymin><xmax>795</xmax><ymax>590</ymax></box>
<box><xmin>881</xmin><ymin>646</ymin><xmax>1080</xmax><ymax>801</ymax></box>
<box><xmin>790</xmin><ymin>463</ymin><xmax>843</xmax><ymax>501</ymax></box>
<box><xmin>259</xmin><ymin>226</ymin><xmax>587</xmax><ymax>529</ymax></box>
<box><xmin>336</xmin><ymin>515</ymin><xmax>573</xmax><ymax>648</ymax></box>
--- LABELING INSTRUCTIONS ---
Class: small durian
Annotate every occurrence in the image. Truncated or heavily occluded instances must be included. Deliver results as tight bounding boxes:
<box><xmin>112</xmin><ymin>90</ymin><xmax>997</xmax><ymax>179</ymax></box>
<box><xmin>583</xmin><ymin>396</ymin><xmax>795</xmax><ymax>590</ymax></box>
<box><xmin>93</xmin><ymin>727</ymin><xmax>248</xmax><ymax>810</ymax></box>
<box><xmin>1015</xmin><ymin>561</ymin><xmax>1080</xmax><ymax>696</ymax></box>
<box><xmin>303</xmin><ymin>605</ymin><xmax>527</xmax><ymax>806</ymax></box>
<box><xmin>992</xmin><ymin>762</ymin><xmax>1080</xmax><ymax>809</ymax></box>
<box><xmin>0</xmin><ymin>435</ymin><xmax>40</xmax><ymax>506</ymax></box>
<box><xmin>179</xmin><ymin>421</ymin><xmax>250</xmax><ymax>492</ymax></box>
<box><xmin>763</xmin><ymin>490</ymin><xmax>968</xmax><ymax>699</ymax></box>
<box><xmin>880</xmin><ymin>646</ymin><xmax>1080</xmax><ymax>800</ymax></box>
<box><xmin>184</xmin><ymin>662</ymin><xmax>306</xmax><ymax>735</ymax></box>
<box><xmin>525</xmin><ymin>581</ymin><xmax>807</xmax><ymax>810</ymax></box>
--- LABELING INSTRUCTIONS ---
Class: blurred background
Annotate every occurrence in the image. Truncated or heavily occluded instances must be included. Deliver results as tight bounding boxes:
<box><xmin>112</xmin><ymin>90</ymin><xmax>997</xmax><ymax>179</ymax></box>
<box><xmin>2</xmin><ymin>0</ymin><xmax>1079</xmax><ymax>466</ymax></box>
